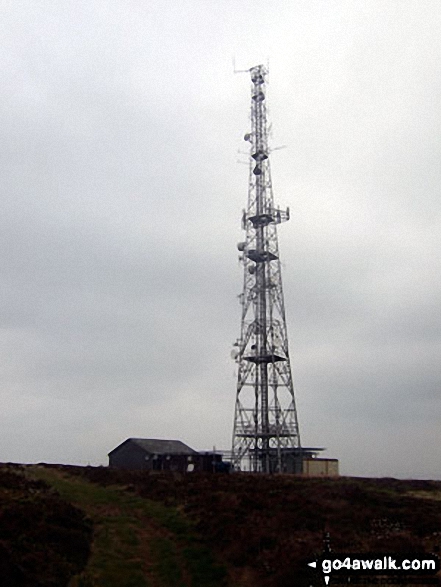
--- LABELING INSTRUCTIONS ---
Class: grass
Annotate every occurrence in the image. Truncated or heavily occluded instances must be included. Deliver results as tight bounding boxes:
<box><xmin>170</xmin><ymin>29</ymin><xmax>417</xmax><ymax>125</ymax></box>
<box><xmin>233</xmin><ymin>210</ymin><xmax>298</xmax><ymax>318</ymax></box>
<box><xmin>30</xmin><ymin>467</ymin><xmax>151</xmax><ymax>587</ymax></box>
<box><xmin>150</xmin><ymin>538</ymin><xmax>186</xmax><ymax>587</ymax></box>
<box><xmin>10</xmin><ymin>465</ymin><xmax>441</xmax><ymax>587</ymax></box>
<box><xmin>28</xmin><ymin>466</ymin><xmax>227</xmax><ymax>587</ymax></box>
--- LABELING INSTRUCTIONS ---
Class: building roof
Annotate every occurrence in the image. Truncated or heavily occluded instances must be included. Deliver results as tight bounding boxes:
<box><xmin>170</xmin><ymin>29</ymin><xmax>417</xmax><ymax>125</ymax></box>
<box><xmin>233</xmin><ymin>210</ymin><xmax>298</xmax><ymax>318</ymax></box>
<box><xmin>109</xmin><ymin>438</ymin><xmax>198</xmax><ymax>456</ymax></box>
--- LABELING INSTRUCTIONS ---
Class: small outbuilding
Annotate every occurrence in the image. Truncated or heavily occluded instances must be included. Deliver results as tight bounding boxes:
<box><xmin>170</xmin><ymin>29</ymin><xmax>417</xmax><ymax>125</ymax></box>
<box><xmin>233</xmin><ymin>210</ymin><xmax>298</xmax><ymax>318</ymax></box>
<box><xmin>108</xmin><ymin>438</ymin><xmax>223</xmax><ymax>472</ymax></box>
<box><xmin>302</xmin><ymin>457</ymin><xmax>339</xmax><ymax>477</ymax></box>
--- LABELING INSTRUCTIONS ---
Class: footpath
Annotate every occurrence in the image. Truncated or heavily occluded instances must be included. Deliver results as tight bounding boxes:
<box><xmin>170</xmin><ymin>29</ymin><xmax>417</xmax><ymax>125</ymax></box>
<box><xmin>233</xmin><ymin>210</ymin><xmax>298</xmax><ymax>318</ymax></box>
<box><xmin>29</xmin><ymin>466</ymin><xmax>227</xmax><ymax>587</ymax></box>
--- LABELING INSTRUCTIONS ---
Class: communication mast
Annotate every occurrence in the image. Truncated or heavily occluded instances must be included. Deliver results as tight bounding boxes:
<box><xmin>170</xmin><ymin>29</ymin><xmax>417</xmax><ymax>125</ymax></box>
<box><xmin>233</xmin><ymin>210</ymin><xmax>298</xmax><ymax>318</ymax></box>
<box><xmin>231</xmin><ymin>65</ymin><xmax>301</xmax><ymax>473</ymax></box>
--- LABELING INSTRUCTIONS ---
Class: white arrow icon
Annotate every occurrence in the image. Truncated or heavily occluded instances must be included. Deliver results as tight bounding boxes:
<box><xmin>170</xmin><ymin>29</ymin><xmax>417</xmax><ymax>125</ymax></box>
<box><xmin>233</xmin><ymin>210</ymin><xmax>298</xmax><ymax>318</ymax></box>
<box><xmin>307</xmin><ymin>559</ymin><xmax>330</xmax><ymax>585</ymax></box>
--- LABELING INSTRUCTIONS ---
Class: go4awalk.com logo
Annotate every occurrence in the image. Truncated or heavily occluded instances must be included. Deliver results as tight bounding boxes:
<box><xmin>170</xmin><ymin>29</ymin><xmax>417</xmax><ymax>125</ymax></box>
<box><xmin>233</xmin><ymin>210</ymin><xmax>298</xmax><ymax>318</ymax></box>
<box><xmin>307</xmin><ymin>553</ymin><xmax>440</xmax><ymax>585</ymax></box>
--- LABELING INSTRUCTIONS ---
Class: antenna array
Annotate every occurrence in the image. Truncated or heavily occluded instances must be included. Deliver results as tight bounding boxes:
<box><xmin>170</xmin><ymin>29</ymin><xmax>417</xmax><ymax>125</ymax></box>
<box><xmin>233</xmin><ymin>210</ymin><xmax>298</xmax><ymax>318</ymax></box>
<box><xmin>231</xmin><ymin>65</ymin><xmax>301</xmax><ymax>473</ymax></box>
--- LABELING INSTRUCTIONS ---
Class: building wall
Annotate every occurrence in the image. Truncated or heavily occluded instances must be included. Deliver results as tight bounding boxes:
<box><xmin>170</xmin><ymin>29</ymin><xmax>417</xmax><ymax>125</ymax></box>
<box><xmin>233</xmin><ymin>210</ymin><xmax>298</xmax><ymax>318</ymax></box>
<box><xmin>282</xmin><ymin>455</ymin><xmax>303</xmax><ymax>474</ymax></box>
<box><xmin>108</xmin><ymin>442</ymin><xmax>223</xmax><ymax>473</ymax></box>
<box><xmin>302</xmin><ymin>458</ymin><xmax>339</xmax><ymax>477</ymax></box>
<box><xmin>109</xmin><ymin>440</ymin><xmax>148</xmax><ymax>470</ymax></box>
<box><xmin>148</xmin><ymin>453</ymin><xmax>223</xmax><ymax>473</ymax></box>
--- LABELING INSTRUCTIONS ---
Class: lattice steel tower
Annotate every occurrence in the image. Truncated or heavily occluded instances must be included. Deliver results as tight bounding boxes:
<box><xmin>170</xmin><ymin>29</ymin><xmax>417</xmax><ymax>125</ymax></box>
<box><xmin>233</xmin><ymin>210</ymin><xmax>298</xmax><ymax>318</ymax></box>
<box><xmin>231</xmin><ymin>65</ymin><xmax>301</xmax><ymax>473</ymax></box>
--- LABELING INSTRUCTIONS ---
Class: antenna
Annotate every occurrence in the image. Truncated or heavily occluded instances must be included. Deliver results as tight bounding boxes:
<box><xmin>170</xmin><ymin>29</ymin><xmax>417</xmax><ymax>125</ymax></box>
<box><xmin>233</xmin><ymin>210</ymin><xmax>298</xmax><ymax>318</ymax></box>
<box><xmin>232</xmin><ymin>56</ymin><xmax>252</xmax><ymax>74</ymax></box>
<box><xmin>231</xmin><ymin>65</ymin><xmax>302</xmax><ymax>474</ymax></box>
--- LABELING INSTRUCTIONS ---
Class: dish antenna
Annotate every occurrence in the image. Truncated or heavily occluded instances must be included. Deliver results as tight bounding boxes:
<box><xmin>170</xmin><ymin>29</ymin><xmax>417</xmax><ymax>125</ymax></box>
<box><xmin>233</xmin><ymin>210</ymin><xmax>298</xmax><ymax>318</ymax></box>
<box><xmin>231</xmin><ymin>349</ymin><xmax>240</xmax><ymax>360</ymax></box>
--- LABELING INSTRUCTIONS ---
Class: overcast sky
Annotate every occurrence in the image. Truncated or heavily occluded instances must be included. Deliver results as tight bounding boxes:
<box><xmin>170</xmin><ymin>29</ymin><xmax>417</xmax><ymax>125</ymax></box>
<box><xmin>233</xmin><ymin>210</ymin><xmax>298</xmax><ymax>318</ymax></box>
<box><xmin>1</xmin><ymin>0</ymin><xmax>440</xmax><ymax>478</ymax></box>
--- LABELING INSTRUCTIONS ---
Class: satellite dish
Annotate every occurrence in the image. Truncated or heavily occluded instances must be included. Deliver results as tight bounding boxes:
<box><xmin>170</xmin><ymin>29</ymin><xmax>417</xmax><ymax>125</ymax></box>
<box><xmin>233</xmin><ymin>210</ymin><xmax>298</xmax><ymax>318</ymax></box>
<box><xmin>244</xmin><ymin>133</ymin><xmax>251</xmax><ymax>142</ymax></box>
<box><xmin>231</xmin><ymin>349</ymin><xmax>239</xmax><ymax>360</ymax></box>
<box><xmin>237</xmin><ymin>241</ymin><xmax>246</xmax><ymax>252</ymax></box>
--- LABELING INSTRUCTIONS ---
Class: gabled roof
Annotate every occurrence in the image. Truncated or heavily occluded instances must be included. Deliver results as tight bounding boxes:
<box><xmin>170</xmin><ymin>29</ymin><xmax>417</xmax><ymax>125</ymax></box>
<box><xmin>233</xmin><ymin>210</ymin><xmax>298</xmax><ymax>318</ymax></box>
<box><xmin>109</xmin><ymin>438</ymin><xmax>198</xmax><ymax>456</ymax></box>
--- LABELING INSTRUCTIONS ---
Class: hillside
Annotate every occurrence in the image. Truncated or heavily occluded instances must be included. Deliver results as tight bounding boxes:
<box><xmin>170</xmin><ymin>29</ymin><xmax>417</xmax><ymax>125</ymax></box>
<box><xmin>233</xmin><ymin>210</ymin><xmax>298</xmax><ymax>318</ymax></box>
<box><xmin>1</xmin><ymin>463</ymin><xmax>441</xmax><ymax>586</ymax></box>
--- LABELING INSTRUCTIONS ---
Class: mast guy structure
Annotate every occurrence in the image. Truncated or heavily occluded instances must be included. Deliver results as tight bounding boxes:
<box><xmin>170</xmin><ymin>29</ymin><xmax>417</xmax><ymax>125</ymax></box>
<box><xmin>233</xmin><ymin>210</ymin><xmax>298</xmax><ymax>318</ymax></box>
<box><xmin>231</xmin><ymin>65</ymin><xmax>301</xmax><ymax>473</ymax></box>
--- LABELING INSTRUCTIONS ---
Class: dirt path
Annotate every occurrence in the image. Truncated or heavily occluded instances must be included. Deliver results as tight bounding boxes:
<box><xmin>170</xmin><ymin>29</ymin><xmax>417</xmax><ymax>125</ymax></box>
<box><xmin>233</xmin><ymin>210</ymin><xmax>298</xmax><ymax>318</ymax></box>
<box><xmin>28</xmin><ymin>466</ymin><xmax>224</xmax><ymax>587</ymax></box>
